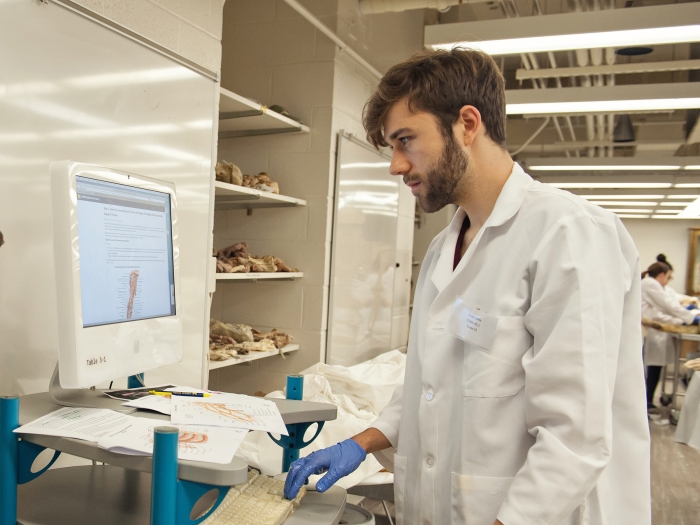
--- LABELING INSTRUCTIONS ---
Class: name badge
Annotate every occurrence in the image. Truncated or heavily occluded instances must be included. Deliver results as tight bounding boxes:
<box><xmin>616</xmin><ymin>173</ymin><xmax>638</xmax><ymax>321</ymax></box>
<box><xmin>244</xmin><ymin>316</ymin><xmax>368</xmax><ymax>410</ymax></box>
<box><xmin>446</xmin><ymin>298</ymin><xmax>499</xmax><ymax>351</ymax></box>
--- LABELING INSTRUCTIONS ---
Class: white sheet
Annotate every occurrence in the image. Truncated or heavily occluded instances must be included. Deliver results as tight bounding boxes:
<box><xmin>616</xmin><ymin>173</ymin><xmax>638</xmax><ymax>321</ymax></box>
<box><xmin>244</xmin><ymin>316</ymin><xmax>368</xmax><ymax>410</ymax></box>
<box><xmin>234</xmin><ymin>349</ymin><xmax>406</xmax><ymax>489</ymax></box>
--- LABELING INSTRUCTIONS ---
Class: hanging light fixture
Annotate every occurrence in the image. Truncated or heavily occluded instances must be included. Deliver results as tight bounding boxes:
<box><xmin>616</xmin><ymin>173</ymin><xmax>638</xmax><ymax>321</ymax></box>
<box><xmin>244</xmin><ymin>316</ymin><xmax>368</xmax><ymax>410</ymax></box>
<box><xmin>613</xmin><ymin>115</ymin><xmax>636</xmax><ymax>143</ymax></box>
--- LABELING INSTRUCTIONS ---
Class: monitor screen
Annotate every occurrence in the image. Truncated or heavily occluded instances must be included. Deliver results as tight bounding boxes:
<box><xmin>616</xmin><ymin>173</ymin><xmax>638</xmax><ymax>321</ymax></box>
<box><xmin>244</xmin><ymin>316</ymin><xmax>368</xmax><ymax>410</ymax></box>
<box><xmin>75</xmin><ymin>176</ymin><xmax>176</xmax><ymax>327</ymax></box>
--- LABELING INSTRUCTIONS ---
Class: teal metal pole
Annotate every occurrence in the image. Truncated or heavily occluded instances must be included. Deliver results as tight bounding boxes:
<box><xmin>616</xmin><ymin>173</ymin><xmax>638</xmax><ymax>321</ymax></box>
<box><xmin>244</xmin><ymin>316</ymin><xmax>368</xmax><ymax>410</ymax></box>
<box><xmin>0</xmin><ymin>396</ymin><xmax>19</xmax><ymax>525</ymax></box>
<box><xmin>151</xmin><ymin>426</ymin><xmax>179</xmax><ymax>525</ymax></box>
<box><xmin>286</xmin><ymin>375</ymin><xmax>303</xmax><ymax>401</ymax></box>
<box><xmin>128</xmin><ymin>373</ymin><xmax>145</xmax><ymax>389</ymax></box>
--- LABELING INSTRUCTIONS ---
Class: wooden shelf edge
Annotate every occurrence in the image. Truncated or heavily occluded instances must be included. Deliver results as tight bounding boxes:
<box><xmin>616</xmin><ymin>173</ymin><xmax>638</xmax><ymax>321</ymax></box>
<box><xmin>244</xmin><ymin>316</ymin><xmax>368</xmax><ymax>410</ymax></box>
<box><xmin>208</xmin><ymin>344</ymin><xmax>300</xmax><ymax>370</ymax></box>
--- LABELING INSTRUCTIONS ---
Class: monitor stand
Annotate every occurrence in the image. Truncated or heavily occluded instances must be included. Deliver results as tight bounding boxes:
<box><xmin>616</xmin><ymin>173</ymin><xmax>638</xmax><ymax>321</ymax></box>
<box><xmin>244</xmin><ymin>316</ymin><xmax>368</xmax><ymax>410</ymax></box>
<box><xmin>49</xmin><ymin>363</ymin><xmax>136</xmax><ymax>413</ymax></box>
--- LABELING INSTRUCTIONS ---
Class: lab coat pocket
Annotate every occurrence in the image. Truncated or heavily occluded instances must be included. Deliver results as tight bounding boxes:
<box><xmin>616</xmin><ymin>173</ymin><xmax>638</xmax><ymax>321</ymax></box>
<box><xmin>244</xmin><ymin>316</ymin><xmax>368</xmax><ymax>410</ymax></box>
<box><xmin>394</xmin><ymin>454</ymin><xmax>408</xmax><ymax>525</ymax></box>
<box><xmin>461</xmin><ymin>315</ymin><xmax>530</xmax><ymax>398</ymax></box>
<box><xmin>451</xmin><ymin>473</ymin><xmax>514</xmax><ymax>525</ymax></box>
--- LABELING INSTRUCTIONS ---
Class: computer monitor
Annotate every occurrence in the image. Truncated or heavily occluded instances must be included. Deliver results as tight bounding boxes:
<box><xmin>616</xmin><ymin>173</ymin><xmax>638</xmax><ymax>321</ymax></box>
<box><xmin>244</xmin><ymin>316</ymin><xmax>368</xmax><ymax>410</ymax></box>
<box><xmin>51</xmin><ymin>161</ymin><xmax>182</xmax><ymax>390</ymax></box>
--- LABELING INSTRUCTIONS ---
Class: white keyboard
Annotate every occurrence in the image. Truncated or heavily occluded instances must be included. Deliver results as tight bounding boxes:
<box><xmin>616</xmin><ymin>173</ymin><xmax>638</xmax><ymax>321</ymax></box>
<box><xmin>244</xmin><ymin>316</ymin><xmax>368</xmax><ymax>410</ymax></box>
<box><xmin>201</xmin><ymin>470</ymin><xmax>306</xmax><ymax>525</ymax></box>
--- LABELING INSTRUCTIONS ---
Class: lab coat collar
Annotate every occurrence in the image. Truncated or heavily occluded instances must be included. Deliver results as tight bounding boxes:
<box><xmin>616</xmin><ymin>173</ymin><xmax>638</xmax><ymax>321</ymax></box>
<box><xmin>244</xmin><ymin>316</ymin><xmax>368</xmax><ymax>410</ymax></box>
<box><xmin>429</xmin><ymin>163</ymin><xmax>532</xmax><ymax>255</ymax></box>
<box><xmin>429</xmin><ymin>163</ymin><xmax>533</xmax><ymax>292</ymax></box>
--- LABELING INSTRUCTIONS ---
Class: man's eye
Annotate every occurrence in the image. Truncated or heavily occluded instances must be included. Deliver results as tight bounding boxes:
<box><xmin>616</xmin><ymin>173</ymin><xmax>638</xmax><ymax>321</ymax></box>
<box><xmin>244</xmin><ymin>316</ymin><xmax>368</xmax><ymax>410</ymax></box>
<box><xmin>399</xmin><ymin>137</ymin><xmax>409</xmax><ymax>146</ymax></box>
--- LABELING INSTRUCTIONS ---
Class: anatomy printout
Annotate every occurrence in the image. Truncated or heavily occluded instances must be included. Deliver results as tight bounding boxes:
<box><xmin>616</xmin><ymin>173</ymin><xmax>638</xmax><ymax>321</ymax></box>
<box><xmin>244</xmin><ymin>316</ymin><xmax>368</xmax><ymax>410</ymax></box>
<box><xmin>13</xmin><ymin>407</ymin><xmax>135</xmax><ymax>441</ymax></box>
<box><xmin>98</xmin><ymin>418</ymin><xmax>247</xmax><ymax>464</ymax></box>
<box><xmin>170</xmin><ymin>394</ymin><xmax>288</xmax><ymax>435</ymax></box>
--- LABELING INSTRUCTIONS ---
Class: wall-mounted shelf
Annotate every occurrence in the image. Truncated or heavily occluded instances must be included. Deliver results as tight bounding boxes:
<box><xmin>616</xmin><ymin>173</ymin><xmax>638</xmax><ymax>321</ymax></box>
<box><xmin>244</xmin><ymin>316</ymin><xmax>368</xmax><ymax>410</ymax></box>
<box><xmin>209</xmin><ymin>344</ymin><xmax>300</xmax><ymax>370</ymax></box>
<box><xmin>214</xmin><ymin>181</ymin><xmax>307</xmax><ymax>210</ymax></box>
<box><xmin>216</xmin><ymin>272</ymin><xmax>304</xmax><ymax>282</ymax></box>
<box><xmin>219</xmin><ymin>88</ymin><xmax>310</xmax><ymax>139</ymax></box>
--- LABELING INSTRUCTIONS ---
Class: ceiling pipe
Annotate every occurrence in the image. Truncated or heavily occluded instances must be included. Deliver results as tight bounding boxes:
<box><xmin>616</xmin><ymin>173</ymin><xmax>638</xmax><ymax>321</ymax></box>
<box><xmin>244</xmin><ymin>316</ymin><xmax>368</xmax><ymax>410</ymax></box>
<box><xmin>283</xmin><ymin>0</ymin><xmax>382</xmax><ymax>80</ymax></box>
<box><xmin>359</xmin><ymin>0</ymin><xmax>490</xmax><ymax>14</ymax></box>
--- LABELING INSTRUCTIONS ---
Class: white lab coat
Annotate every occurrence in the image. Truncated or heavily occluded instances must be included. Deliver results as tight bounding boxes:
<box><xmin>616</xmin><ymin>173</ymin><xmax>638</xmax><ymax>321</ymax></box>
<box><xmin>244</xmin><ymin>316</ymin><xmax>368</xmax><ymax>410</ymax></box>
<box><xmin>372</xmin><ymin>164</ymin><xmax>650</xmax><ymax>525</ymax></box>
<box><xmin>641</xmin><ymin>276</ymin><xmax>695</xmax><ymax>367</ymax></box>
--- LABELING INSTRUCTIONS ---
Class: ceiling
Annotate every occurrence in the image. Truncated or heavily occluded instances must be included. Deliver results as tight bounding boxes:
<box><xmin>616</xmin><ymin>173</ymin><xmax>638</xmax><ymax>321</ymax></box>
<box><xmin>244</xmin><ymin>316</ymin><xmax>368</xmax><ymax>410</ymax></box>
<box><xmin>422</xmin><ymin>0</ymin><xmax>700</xmax><ymax>219</ymax></box>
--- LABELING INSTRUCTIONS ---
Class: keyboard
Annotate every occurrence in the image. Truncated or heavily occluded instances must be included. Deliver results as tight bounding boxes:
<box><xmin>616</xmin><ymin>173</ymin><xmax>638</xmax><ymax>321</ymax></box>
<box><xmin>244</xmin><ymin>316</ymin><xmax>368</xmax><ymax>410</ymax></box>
<box><xmin>201</xmin><ymin>470</ymin><xmax>306</xmax><ymax>525</ymax></box>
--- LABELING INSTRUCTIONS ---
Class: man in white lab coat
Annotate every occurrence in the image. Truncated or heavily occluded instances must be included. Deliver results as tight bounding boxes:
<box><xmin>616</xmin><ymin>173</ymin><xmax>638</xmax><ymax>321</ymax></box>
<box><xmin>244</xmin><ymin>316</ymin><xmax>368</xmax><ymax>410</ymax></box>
<box><xmin>285</xmin><ymin>49</ymin><xmax>651</xmax><ymax>525</ymax></box>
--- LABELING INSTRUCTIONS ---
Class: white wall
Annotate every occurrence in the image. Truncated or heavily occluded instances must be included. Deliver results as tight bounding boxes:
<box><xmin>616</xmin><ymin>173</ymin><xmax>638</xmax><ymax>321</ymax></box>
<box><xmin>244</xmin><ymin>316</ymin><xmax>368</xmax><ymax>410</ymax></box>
<box><xmin>73</xmin><ymin>0</ymin><xmax>224</xmax><ymax>72</ymax></box>
<box><xmin>621</xmin><ymin>219</ymin><xmax>700</xmax><ymax>294</ymax></box>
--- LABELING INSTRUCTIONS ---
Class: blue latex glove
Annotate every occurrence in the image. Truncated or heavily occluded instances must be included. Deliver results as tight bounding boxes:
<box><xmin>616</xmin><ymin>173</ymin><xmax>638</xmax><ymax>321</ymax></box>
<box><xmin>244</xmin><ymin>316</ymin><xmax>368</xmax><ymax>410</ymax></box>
<box><xmin>686</xmin><ymin>304</ymin><xmax>696</xmax><ymax>311</ymax></box>
<box><xmin>694</xmin><ymin>316</ymin><xmax>700</xmax><ymax>326</ymax></box>
<box><xmin>284</xmin><ymin>439</ymin><xmax>367</xmax><ymax>499</ymax></box>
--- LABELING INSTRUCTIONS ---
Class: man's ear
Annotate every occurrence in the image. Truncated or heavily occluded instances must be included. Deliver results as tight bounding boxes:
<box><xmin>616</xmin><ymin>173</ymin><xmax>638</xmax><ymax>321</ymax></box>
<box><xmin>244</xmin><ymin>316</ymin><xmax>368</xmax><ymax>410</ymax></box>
<box><xmin>455</xmin><ymin>105</ymin><xmax>482</xmax><ymax>148</ymax></box>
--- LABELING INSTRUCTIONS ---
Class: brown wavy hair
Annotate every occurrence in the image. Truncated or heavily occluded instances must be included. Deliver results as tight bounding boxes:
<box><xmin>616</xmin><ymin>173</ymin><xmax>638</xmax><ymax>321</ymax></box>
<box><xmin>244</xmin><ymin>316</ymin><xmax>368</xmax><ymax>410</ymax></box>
<box><xmin>363</xmin><ymin>48</ymin><xmax>507</xmax><ymax>149</ymax></box>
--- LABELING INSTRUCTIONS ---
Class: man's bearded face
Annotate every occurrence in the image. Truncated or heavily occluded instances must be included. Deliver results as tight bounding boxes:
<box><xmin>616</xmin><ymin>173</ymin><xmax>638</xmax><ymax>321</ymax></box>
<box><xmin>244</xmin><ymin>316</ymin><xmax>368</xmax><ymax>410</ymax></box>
<box><xmin>404</xmin><ymin>133</ymin><xmax>468</xmax><ymax>213</ymax></box>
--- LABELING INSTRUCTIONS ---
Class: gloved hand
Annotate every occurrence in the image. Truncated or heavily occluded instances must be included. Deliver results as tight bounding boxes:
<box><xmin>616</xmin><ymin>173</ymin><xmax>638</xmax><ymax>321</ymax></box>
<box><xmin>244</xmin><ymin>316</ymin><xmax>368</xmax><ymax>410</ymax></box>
<box><xmin>694</xmin><ymin>315</ymin><xmax>700</xmax><ymax>326</ymax></box>
<box><xmin>686</xmin><ymin>304</ymin><xmax>697</xmax><ymax>311</ymax></box>
<box><xmin>284</xmin><ymin>439</ymin><xmax>366</xmax><ymax>499</ymax></box>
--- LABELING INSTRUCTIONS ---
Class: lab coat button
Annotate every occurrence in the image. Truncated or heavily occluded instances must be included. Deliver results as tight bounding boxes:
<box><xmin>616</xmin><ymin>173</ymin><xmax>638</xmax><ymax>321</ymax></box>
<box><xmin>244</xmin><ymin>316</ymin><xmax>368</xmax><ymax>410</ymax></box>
<box><xmin>426</xmin><ymin>457</ymin><xmax>434</xmax><ymax>468</ymax></box>
<box><xmin>426</xmin><ymin>391</ymin><xmax>434</xmax><ymax>401</ymax></box>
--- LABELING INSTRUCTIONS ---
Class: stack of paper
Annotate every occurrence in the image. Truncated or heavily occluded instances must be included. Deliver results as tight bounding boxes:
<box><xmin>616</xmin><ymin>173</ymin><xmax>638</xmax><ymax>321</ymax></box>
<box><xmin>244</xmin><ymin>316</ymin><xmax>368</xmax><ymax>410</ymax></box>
<box><xmin>14</xmin><ymin>386</ymin><xmax>288</xmax><ymax>465</ymax></box>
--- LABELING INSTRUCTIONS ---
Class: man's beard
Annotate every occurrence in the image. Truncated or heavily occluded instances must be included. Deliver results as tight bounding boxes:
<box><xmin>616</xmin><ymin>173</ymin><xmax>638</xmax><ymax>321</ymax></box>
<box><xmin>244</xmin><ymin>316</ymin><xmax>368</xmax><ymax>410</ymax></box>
<box><xmin>406</xmin><ymin>135</ymin><xmax>468</xmax><ymax>213</ymax></box>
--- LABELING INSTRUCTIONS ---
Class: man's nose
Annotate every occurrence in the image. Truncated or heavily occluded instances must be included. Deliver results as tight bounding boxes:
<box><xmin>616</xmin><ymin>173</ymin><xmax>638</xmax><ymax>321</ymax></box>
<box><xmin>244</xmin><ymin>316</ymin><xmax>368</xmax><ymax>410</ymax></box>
<box><xmin>389</xmin><ymin>151</ymin><xmax>410</xmax><ymax>176</ymax></box>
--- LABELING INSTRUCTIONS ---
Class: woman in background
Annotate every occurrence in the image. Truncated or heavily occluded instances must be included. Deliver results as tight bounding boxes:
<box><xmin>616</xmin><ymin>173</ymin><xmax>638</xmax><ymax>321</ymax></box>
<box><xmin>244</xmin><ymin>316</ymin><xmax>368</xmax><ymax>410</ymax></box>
<box><xmin>642</xmin><ymin>255</ymin><xmax>699</xmax><ymax>410</ymax></box>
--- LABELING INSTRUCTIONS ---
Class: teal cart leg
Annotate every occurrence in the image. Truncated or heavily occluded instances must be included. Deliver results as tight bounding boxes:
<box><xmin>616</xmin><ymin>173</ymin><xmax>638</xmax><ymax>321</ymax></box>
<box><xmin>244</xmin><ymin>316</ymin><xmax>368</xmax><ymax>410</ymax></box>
<box><xmin>268</xmin><ymin>375</ymin><xmax>325</xmax><ymax>472</ymax></box>
<box><xmin>0</xmin><ymin>396</ymin><xmax>19</xmax><ymax>525</ymax></box>
<box><xmin>151</xmin><ymin>427</ymin><xmax>179</xmax><ymax>525</ymax></box>
<box><xmin>128</xmin><ymin>373</ymin><xmax>145</xmax><ymax>389</ymax></box>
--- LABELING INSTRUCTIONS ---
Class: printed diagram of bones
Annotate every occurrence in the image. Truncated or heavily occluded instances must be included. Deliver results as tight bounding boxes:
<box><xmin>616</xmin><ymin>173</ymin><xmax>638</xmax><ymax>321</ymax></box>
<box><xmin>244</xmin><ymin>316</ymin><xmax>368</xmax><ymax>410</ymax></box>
<box><xmin>147</xmin><ymin>426</ymin><xmax>210</xmax><ymax>455</ymax></box>
<box><xmin>126</xmin><ymin>270</ymin><xmax>140</xmax><ymax>319</ymax></box>
<box><xmin>187</xmin><ymin>402</ymin><xmax>261</xmax><ymax>426</ymax></box>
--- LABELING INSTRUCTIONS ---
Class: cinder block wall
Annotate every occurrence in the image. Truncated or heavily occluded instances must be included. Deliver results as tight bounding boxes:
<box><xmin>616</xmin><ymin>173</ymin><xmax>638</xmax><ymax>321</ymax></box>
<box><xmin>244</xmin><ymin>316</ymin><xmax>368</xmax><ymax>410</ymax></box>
<box><xmin>210</xmin><ymin>0</ymin><xmax>420</xmax><ymax>395</ymax></box>
<box><xmin>210</xmin><ymin>0</ymin><xmax>339</xmax><ymax>395</ymax></box>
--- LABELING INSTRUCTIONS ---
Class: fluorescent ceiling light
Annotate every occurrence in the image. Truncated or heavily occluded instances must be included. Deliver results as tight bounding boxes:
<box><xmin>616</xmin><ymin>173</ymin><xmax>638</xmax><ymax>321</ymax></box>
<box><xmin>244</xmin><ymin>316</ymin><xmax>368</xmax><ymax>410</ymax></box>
<box><xmin>679</xmin><ymin>198</ymin><xmax>700</xmax><ymax>218</ymax></box>
<box><xmin>579</xmin><ymin>194</ymin><xmax>668</xmax><ymax>201</ymax></box>
<box><xmin>551</xmin><ymin>182</ymin><xmax>672</xmax><ymax>189</ymax></box>
<box><xmin>590</xmin><ymin>201</ymin><xmax>659</xmax><ymax>206</ymax></box>
<box><xmin>651</xmin><ymin>215</ymin><xmax>698</xmax><ymax>219</ymax></box>
<box><xmin>525</xmin><ymin>157</ymin><xmax>700</xmax><ymax>172</ymax></box>
<box><xmin>616</xmin><ymin>214</ymin><xmax>651</xmax><ymax>218</ymax></box>
<box><xmin>432</xmin><ymin>26</ymin><xmax>700</xmax><ymax>55</ymax></box>
<box><xmin>507</xmin><ymin>84</ymin><xmax>700</xmax><ymax>115</ymax></box>
<box><xmin>654</xmin><ymin>210</ymin><xmax>680</xmax><ymax>214</ymax></box>
<box><xmin>605</xmin><ymin>208</ymin><xmax>655</xmax><ymax>213</ymax></box>
<box><xmin>425</xmin><ymin>3</ymin><xmax>700</xmax><ymax>56</ymax></box>
<box><xmin>579</xmin><ymin>195</ymin><xmax>665</xmax><ymax>200</ymax></box>
<box><xmin>667</xmin><ymin>195</ymin><xmax>700</xmax><ymax>199</ymax></box>
<box><xmin>660</xmin><ymin>202</ymin><xmax>693</xmax><ymax>206</ymax></box>
<box><xmin>676</xmin><ymin>184</ymin><xmax>700</xmax><ymax>188</ymax></box>
<box><xmin>687</xmin><ymin>166</ymin><xmax>700</xmax><ymax>170</ymax></box>
<box><xmin>530</xmin><ymin>165</ymin><xmax>680</xmax><ymax>171</ymax></box>
<box><xmin>507</xmin><ymin>98</ymin><xmax>700</xmax><ymax>115</ymax></box>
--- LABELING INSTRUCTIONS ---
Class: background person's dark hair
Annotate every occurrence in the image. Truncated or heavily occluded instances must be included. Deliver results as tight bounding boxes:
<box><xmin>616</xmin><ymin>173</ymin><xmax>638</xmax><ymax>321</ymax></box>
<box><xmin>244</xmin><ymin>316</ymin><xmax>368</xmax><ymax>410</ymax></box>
<box><xmin>643</xmin><ymin>261</ymin><xmax>672</xmax><ymax>279</ymax></box>
<box><xmin>657</xmin><ymin>253</ymin><xmax>673</xmax><ymax>271</ymax></box>
<box><xmin>363</xmin><ymin>48</ymin><xmax>507</xmax><ymax>149</ymax></box>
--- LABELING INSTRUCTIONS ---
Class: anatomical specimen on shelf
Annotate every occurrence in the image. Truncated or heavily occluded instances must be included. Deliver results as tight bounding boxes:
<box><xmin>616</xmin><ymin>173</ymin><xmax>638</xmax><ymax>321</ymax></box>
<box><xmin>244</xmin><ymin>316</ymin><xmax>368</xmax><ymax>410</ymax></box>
<box><xmin>214</xmin><ymin>242</ymin><xmax>298</xmax><ymax>274</ymax></box>
<box><xmin>241</xmin><ymin>172</ymin><xmax>280</xmax><ymax>194</ymax></box>
<box><xmin>208</xmin><ymin>319</ymin><xmax>293</xmax><ymax>363</ymax></box>
<box><xmin>215</xmin><ymin>160</ymin><xmax>243</xmax><ymax>186</ymax></box>
<box><xmin>210</xmin><ymin>319</ymin><xmax>254</xmax><ymax>343</ymax></box>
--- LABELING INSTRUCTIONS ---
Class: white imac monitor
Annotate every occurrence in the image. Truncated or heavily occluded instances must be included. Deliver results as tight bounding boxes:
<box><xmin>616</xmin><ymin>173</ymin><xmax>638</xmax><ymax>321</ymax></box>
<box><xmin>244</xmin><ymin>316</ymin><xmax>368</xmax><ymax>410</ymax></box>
<box><xmin>51</xmin><ymin>161</ymin><xmax>182</xmax><ymax>390</ymax></box>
